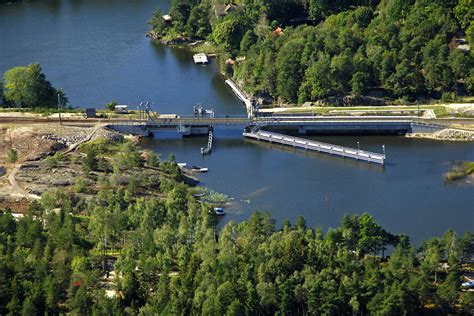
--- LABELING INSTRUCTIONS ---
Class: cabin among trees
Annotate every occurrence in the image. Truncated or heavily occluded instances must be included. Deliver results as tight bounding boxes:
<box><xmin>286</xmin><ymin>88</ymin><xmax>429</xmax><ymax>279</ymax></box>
<box><xmin>214</xmin><ymin>2</ymin><xmax>239</xmax><ymax>18</ymax></box>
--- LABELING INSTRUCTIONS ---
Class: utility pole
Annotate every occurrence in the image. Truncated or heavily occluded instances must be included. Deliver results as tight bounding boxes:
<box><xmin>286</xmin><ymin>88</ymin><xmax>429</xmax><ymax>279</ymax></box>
<box><xmin>57</xmin><ymin>93</ymin><xmax>62</xmax><ymax>126</ymax></box>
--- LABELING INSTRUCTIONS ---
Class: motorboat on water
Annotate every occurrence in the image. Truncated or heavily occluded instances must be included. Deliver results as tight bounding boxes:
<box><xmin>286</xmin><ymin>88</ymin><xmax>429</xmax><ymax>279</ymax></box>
<box><xmin>191</xmin><ymin>165</ymin><xmax>208</xmax><ymax>172</ymax></box>
<box><xmin>214</xmin><ymin>207</ymin><xmax>225</xmax><ymax>215</ymax></box>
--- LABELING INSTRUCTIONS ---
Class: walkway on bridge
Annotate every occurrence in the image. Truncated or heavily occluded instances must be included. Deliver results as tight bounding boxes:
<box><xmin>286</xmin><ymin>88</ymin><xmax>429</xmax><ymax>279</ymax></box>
<box><xmin>243</xmin><ymin>130</ymin><xmax>386</xmax><ymax>164</ymax></box>
<box><xmin>225</xmin><ymin>79</ymin><xmax>253</xmax><ymax>116</ymax></box>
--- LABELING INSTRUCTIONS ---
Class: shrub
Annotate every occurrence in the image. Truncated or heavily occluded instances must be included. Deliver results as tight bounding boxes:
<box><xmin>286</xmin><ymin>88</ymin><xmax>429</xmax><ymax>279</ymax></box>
<box><xmin>147</xmin><ymin>151</ymin><xmax>160</xmax><ymax>167</ymax></box>
<box><xmin>6</xmin><ymin>148</ymin><xmax>18</xmax><ymax>164</ymax></box>
<box><xmin>441</xmin><ymin>92</ymin><xmax>456</xmax><ymax>103</ymax></box>
<box><xmin>75</xmin><ymin>177</ymin><xmax>89</xmax><ymax>193</ymax></box>
<box><xmin>105</xmin><ymin>99</ymin><xmax>118</xmax><ymax>111</ymax></box>
<box><xmin>45</xmin><ymin>156</ymin><xmax>59</xmax><ymax>168</ymax></box>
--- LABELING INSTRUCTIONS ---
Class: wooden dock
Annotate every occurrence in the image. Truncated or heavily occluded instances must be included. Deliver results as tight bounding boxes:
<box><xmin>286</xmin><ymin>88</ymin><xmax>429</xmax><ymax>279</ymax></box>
<box><xmin>243</xmin><ymin>130</ymin><xmax>386</xmax><ymax>164</ymax></box>
<box><xmin>193</xmin><ymin>53</ymin><xmax>209</xmax><ymax>64</ymax></box>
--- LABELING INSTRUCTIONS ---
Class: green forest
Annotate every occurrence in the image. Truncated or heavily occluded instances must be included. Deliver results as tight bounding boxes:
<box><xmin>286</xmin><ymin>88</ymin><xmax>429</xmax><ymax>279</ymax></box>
<box><xmin>1</xmin><ymin>139</ymin><xmax>473</xmax><ymax>315</ymax></box>
<box><xmin>150</xmin><ymin>0</ymin><xmax>474</xmax><ymax>104</ymax></box>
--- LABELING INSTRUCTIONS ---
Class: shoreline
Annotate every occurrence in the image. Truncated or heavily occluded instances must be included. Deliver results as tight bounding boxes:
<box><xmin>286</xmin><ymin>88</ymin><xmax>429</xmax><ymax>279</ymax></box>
<box><xmin>146</xmin><ymin>32</ymin><xmax>221</xmax><ymax>54</ymax></box>
<box><xmin>0</xmin><ymin>124</ymin><xmax>202</xmax><ymax>213</ymax></box>
<box><xmin>406</xmin><ymin>128</ymin><xmax>474</xmax><ymax>142</ymax></box>
<box><xmin>146</xmin><ymin>33</ymin><xmax>474</xmax><ymax>115</ymax></box>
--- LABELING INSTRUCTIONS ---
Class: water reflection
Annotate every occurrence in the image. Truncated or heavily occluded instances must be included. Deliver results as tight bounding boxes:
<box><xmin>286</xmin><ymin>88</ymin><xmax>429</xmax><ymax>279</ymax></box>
<box><xmin>149</xmin><ymin>40</ymin><xmax>167</xmax><ymax>58</ymax></box>
<box><xmin>42</xmin><ymin>0</ymin><xmax>62</xmax><ymax>14</ymax></box>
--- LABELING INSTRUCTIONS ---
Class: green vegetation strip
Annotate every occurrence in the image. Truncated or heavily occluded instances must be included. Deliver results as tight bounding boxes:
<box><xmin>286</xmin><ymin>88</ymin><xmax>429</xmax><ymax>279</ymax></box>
<box><xmin>444</xmin><ymin>161</ymin><xmax>474</xmax><ymax>182</ymax></box>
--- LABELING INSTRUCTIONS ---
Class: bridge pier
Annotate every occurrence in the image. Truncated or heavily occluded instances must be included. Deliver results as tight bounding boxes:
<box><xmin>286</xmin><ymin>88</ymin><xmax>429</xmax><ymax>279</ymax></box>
<box><xmin>410</xmin><ymin>122</ymin><xmax>445</xmax><ymax>133</ymax></box>
<box><xmin>179</xmin><ymin>126</ymin><xmax>211</xmax><ymax>136</ymax></box>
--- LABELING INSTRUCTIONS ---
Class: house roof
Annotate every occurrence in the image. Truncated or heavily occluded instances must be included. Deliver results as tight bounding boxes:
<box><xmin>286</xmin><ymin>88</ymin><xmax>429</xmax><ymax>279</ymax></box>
<box><xmin>215</xmin><ymin>3</ymin><xmax>238</xmax><ymax>17</ymax></box>
<box><xmin>273</xmin><ymin>27</ymin><xmax>284</xmax><ymax>36</ymax></box>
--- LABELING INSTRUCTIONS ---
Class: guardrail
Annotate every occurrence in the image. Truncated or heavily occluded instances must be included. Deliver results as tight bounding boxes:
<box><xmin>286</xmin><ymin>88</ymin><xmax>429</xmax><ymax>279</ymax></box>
<box><xmin>1</xmin><ymin>115</ymin><xmax>473</xmax><ymax>127</ymax></box>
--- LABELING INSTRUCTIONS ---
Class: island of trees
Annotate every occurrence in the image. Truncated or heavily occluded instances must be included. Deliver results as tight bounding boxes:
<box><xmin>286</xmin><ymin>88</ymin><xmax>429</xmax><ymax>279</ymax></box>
<box><xmin>1</xmin><ymin>138</ymin><xmax>473</xmax><ymax>315</ymax></box>
<box><xmin>150</xmin><ymin>0</ymin><xmax>474</xmax><ymax>105</ymax></box>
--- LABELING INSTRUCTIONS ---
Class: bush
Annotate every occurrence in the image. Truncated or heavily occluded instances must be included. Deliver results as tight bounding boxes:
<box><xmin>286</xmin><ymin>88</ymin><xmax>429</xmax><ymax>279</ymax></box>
<box><xmin>147</xmin><ymin>151</ymin><xmax>160</xmax><ymax>167</ymax></box>
<box><xmin>6</xmin><ymin>148</ymin><xmax>18</xmax><ymax>164</ymax></box>
<box><xmin>128</xmin><ymin>175</ymin><xmax>139</xmax><ymax>194</ymax></box>
<box><xmin>79</xmin><ymin>137</ymin><xmax>121</xmax><ymax>156</ymax></box>
<box><xmin>105</xmin><ymin>100</ymin><xmax>118</xmax><ymax>111</ymax></box>
<box><xmin>444</xmin><ymin>161</ymin><xmax>474</xmax><ymax>182</ymax></box>
<box><xmin>441</xmin><ymin>92</ymin><xmax>456</xmax><ymax>103</ymax></box>
<box><xmin>45</xmin><ymin>156</ymin><xmax>59</xmax><ymax>168</ymax></box>
<box><xmin>74</xmin><ymin>177</ymin><xmax>89</xmax><ymax>193</ymax></box>
<box><xmin>82</xmin><ymin>148</ymin><xmax>99</xmax><ymax>174</ymax></box>
<box><xmin>54</xmin><ymin>152</ymin><xmax>64</xmax><ymax>161</ymax></box>
<box><xmin>112</xmin><ymin>142</ymin><xmax>143</xmax><ymax>173</ymax></box>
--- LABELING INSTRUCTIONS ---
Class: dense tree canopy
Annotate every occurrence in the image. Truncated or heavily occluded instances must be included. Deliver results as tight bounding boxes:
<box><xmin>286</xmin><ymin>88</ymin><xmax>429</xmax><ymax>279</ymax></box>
<box><xmin>151</xmin><ymin>0</ymin><xmax>474</xmax><ymax>104</ymax></box>
<box><xmin>1</xmin><ymin>140</ymin><xmax>473</xmax><ymax>314</ymax></box>
<box><xmin>2</xmin><ymin>63</ymin><xmax>67</xmax><ymax>108</ymax></box>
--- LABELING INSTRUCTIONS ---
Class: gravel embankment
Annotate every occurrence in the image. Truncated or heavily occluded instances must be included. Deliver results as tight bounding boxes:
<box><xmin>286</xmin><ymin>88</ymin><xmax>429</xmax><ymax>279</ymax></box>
<box><xmin>408</xmin><ymin>128</ymin><xmax>474</xmax><ymax>141</ymax></box>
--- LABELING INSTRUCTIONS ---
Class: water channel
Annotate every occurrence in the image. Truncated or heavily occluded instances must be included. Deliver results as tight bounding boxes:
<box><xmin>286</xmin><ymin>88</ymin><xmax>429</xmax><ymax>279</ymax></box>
<box><xmin>1</xmin><ymin>0</ymin><xmax>472</xmax><ymax>244</ymax></box>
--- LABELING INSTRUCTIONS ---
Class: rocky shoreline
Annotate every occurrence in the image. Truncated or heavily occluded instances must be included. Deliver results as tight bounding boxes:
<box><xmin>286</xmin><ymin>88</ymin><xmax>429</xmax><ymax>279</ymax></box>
<box><xmin>407</xmin><ymin>128</ymin><xmax>474</xmax><ymax>142</ymax></box>
<box><xmin>146</xmin><ymin>31</ymin><xmax>196</xmax><ymax>46</ymax></box>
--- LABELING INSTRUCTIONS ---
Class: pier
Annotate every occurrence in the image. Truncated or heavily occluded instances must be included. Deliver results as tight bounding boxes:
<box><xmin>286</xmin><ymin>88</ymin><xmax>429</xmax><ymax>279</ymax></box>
<box><xmin>225</xmin><ymin>79</ymin><xmax>253</xmax><ymax>116</ymax></box>
<box><xmin>201</xmin><ymin>126</ymin><xmax>214</xmax><ymax>155</ymax></box>
<box><xmin>243</xmin><ymin>130</ymin><xmax>386</xmax><ymax>164</ymax></box>
<box><xmin>193</xmin><ymin>53</ymin><xmax>209</xmax><ymax>64</ymax></box>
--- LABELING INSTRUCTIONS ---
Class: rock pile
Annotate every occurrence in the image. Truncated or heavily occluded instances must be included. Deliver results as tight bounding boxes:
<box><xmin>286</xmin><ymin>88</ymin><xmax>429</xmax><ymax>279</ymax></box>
<box><xmin>41</xmin><ymin>133</ymin><xmax>88</xmax><ymax>146</ymax></box>
<box><xmin>92</xmin><ymin>127</ymin><xmax>124</xmax><ymax>142</ymax></box>
<box><xmin>433</xmin><ymin>129</ymin><xmax>474</xmax><ymax>141</ymax></box>
<box><xmin>408</xmin><ymin>128</ymin><xmax>474</xmax><ymax>141</ymax></box>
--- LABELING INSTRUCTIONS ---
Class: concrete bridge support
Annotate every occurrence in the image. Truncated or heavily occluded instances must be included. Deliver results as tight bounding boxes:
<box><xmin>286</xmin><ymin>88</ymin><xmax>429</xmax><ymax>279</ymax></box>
<box><xmin>410</xmin><ymin>122</ymin><xmax>445</xmax><ymax>133</ymax></box>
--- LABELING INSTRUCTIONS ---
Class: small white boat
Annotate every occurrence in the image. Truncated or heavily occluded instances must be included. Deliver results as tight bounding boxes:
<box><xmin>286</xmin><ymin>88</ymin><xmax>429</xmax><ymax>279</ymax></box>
<box><xmin>214</xmin><ymin>207</ymin><xmax>224</xmax><ymax>215</ymax></box>
<box><xmin>191</xmin><ymin>165</ymin><xmax>208</xmax><ymax>172</ymax></box>
<box><xmin>177</xmin><ymin>163</ymin><xmax>187</xmax><ymax>168</ymax></box>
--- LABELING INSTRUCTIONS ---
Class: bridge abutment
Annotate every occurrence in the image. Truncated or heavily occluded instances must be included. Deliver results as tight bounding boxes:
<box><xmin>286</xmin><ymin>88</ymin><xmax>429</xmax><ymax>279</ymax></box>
<box><xmin>107</xmin><ymin>124</ymin><xmax>151</xmax><ymax>137</ymax></box>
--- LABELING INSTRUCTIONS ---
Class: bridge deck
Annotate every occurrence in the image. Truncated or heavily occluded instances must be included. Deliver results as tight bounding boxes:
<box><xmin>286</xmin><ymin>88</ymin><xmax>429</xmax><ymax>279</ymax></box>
<box><xmin>2</xmin><ymin>115</ymin><xmax>472</xmax><ymax>127</ymax></box>
<box><xmin>140</xmin><ymin>116</ymin><xmax>418</xmax><ymax>128</ymax></box>
<box><xmin>243</xmin><ymin>130</ymin><xmax>386</xmax><ymax>164</ymax></box>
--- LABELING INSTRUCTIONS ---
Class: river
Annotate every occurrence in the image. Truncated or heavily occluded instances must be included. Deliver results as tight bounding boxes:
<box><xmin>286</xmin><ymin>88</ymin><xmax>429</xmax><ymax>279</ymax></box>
<box><xmin>1</xmin><ymin>0</ymin><xmax>473</xmax><ymax>244</ymax></box>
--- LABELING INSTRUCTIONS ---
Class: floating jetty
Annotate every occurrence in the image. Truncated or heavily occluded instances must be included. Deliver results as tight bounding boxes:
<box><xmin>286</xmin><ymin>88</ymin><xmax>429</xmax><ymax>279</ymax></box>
<box><xmin>243</xmin><ymin>130</ymin><xmax>386</xmax><ymax>164</ymax></box>
<box><xmin>193</xmin><ymin>53</ymin><xmax>209</xmax><ymax>64</ymax></box>
<box><xmin>201</xmin><ymin>127</ymin><xmax>214</xmax><ymax>155</ymax></box>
